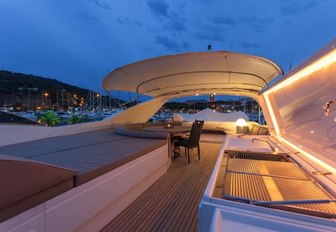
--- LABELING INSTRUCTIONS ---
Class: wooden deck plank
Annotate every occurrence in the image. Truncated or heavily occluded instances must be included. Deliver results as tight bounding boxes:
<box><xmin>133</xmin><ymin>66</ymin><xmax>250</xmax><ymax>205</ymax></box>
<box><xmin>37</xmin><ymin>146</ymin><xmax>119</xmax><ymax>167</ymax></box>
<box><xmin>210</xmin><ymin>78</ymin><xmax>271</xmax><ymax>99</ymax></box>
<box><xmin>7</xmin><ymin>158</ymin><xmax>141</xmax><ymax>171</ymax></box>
<box><xmin>141</xmin><ymin>162</ymin><xmax>195</xmax><ymax>231</ymax></box>
<box><xmin>101</xmin><ymin>142</ymin><xmax>222</xmax><ymax>232</ymax></box>
<box><xmin>132</xmin><ymin>171</ymin><xmax>189</xmax><ymax>231</ymax></box>
<box><xmin>176</xmin><ymin>144</ymin><xmax>219</xmax><ymax>232</ymax></box>
<box><xmin>170</xmin><ymin>147</ymin><xmax>213</xmax><ymax>231</ymax></box>
<box><xmin>178</xmin><ymin>146</ymin><xmax>216</xmax><ymax>231</ymax></box>
<box><xmin>113</xmin><ymin>171</ymin><xmax>181</xmax><ymax>232</ymax></box>
<box><xmin>156</xmin><ymin>160</ymin><xmax>205</xmax><ymax>231</ymax></box>
<box><xmin>108</xmin><ymin>159</ymin><xmax>188</xmax><ymax>232</ymax></box>
<box><xmin>132</xmin><ymin>158</ymin><xmax>198</xmax><ymax>232</ymax></box>
<box><xmin>112</xmin><ymin>169</ymin><xmax>178</xmax><ymax>231</ymax></box>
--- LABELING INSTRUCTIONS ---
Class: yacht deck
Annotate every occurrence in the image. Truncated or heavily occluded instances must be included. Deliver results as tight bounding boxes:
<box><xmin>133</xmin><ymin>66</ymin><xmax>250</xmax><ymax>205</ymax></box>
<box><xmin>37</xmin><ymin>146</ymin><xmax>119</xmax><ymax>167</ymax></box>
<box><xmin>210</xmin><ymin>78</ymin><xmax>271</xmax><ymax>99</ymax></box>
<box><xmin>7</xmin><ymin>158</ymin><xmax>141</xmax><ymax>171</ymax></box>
<box><xmin>101</xmin><ymin>141</ymin><xmax>223</xmax><ymax>232</ymax></box>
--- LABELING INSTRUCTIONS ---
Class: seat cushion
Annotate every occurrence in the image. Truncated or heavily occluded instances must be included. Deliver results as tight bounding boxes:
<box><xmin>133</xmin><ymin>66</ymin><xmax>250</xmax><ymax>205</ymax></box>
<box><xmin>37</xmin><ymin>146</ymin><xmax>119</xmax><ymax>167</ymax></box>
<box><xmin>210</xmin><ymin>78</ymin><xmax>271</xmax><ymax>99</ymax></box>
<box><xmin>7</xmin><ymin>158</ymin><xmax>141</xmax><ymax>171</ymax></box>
<box><xmin>175</xmin><ymin>138</ymin><xmax>189</xmax><ymax>147</ymax></box>
<box><xmin>0</xmin><ymin>155</ymin><xmax>77</xmax><ymax>222</ymax></box>
<box><xmin>114</xmin><ymin>127</ymin><xmax>169</xmax><ymax>139</ymax></box>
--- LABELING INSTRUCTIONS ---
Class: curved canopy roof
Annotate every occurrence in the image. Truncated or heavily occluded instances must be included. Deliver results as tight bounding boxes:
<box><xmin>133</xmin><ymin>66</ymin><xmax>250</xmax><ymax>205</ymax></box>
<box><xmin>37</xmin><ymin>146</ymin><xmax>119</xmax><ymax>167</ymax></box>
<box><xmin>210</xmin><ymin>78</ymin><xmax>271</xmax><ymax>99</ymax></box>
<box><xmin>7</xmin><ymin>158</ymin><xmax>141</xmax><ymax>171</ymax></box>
<box><xmin>103</xmin><ymin>51</ymin><xmax>283</xmax><ymax>101</ymax></box>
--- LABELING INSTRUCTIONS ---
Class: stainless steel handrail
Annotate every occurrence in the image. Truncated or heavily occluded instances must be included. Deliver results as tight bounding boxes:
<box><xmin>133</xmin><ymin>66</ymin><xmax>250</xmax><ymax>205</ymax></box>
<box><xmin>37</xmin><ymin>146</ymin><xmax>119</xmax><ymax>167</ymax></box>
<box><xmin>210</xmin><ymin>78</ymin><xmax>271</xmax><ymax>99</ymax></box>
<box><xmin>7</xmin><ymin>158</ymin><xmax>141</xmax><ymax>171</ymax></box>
<box><xmin>254</xmin><ymin>199</ymin><xmax>336</xmax><ymax>205</ymax></box>
<box><xmin>223</xmin><ymin>194</ymin><xmax>336</xmax><ymax>205</ymax></box>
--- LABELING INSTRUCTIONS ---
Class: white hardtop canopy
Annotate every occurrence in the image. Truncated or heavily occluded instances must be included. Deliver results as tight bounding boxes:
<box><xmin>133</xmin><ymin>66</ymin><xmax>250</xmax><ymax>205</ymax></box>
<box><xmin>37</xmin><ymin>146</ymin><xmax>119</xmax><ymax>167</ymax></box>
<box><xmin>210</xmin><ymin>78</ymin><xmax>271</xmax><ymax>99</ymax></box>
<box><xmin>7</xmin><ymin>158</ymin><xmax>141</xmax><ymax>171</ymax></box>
<box><xmin>103</xmin><ymin>51</ymin><xmax>283</xmax><ymax>102</ymax></box>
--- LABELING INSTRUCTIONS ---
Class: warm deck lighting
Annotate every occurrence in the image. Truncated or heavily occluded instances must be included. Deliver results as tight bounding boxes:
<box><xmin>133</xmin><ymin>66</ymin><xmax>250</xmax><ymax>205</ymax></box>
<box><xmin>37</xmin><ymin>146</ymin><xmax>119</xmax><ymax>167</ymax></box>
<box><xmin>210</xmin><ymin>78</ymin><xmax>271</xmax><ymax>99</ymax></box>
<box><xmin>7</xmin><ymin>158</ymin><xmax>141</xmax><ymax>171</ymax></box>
<box><xmin>236</xmin><ymin>118</ymin><xmax>248</xmax><ymax>134</ymax></box>
<box><xmin>277</xmin><ymin>135</ymin><xmax>336</xmax><ymax>174</ymax></box>
<box><xmin>266</xmin><ymin>49</ymin><xmax>336</xmax><ymax>94</ymax></box>
<box><xmin>236</xmin><ymin>118</ymin><xmax>247</xmax><ymax>126</ymax></box>
<box><xmin>263</xmin><ymin>48</ymin><xmax>336</xmax><ymax>174</ymax></box>
<box><xmin>264</xmin><ymin>48</ymin><xmax>336</xmax><ymax>136</ymax></box>
<box><xmin>264</xmin><ymin>95</ymin><xmax>281</xmax><ymax>135</ymax></box>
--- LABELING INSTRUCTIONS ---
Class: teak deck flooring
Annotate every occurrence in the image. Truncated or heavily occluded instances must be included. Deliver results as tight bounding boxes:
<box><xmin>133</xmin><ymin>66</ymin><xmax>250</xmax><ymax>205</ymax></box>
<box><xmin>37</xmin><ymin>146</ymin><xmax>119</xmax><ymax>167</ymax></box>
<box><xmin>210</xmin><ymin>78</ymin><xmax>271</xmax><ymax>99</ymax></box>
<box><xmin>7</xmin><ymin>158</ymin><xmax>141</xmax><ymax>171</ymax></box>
<box><xmin>101</xmin><ymin>141</ymin><xmax>222</xmax><ymax>232</ymax></box>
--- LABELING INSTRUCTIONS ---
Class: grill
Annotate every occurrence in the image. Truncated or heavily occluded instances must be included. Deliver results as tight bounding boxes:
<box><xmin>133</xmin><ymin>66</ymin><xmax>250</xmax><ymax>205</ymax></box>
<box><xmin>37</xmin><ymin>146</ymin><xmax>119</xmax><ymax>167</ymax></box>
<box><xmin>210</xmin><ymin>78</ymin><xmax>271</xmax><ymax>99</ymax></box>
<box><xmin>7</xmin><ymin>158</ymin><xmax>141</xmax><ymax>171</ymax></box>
<box><xmin>222</xmin><ymin>150</ymin><xmax>336</xmax><ymax>218</ymax></box>
<box><xmin>227</xmin><ymin>159</ymin><xmax>310</xmax><ymax>180</ymax></box>
<box><xmin>226</xmin><ymin>150</ymin><xmax>289</xmax><ymax>162</ymax></box>
<box><xmin>224</xmin><ymin>173</ymin><xmax>271</xmax><ymax>202</ymax></box>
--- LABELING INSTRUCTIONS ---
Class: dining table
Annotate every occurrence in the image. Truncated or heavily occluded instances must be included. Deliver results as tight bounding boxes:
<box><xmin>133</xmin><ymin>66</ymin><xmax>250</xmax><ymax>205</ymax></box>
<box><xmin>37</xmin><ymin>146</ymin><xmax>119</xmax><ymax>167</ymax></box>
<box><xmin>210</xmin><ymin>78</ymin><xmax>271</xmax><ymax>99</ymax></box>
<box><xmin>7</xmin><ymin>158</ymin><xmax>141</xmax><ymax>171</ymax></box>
<box><xmin>143</xmin><ymin>125</ymin><xmax>191</xmax><ymax>133</ymax></box>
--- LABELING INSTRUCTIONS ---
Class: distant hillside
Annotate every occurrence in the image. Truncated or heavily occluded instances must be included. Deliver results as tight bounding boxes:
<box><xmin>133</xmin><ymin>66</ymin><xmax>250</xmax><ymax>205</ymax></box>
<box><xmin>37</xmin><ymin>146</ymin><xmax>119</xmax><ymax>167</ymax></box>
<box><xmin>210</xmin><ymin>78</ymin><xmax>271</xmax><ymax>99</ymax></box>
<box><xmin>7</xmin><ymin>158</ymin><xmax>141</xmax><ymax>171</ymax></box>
<box><xmin>0</xmin><ymin>70</ymin><xmax>122</xmax><ymax>110</ymax></box>
<box><xmin>0</xmin><ymin>70</ymin><xmax>91</xmax><ymax>96</ymax></box>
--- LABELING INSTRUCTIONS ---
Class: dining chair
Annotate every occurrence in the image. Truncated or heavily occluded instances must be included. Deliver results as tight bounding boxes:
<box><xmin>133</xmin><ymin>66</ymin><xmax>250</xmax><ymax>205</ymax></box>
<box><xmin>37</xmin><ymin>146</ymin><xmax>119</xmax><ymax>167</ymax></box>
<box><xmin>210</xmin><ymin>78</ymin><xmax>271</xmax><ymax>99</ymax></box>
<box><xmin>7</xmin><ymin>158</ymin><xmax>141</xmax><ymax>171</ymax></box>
<box><xmin>174</xmin><ymin>120</ymin><xmax>204</xmax><ymax>163</ymax></box>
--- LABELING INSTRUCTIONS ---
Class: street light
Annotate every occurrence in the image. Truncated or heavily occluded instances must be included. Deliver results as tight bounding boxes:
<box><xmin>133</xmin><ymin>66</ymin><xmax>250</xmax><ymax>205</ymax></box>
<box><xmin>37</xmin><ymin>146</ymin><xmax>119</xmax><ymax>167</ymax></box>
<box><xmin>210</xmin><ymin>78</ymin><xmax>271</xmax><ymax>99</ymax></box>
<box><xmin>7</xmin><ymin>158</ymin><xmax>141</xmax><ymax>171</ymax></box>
<box><xmin>44</xmin><ymin>92</ymin><xmax>50</xmax><ymax>109</ymax></box>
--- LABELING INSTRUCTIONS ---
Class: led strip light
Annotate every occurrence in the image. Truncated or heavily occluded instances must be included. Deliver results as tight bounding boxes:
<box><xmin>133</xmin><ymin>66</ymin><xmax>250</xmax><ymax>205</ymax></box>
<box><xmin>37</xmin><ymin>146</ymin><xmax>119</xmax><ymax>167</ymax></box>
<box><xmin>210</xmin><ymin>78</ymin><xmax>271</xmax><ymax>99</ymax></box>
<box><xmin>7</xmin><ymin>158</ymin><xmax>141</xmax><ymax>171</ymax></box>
<box><xmin>263</xmin><ymin>49</ymin><xmax>336</xmax><ymax>174</ymax></box>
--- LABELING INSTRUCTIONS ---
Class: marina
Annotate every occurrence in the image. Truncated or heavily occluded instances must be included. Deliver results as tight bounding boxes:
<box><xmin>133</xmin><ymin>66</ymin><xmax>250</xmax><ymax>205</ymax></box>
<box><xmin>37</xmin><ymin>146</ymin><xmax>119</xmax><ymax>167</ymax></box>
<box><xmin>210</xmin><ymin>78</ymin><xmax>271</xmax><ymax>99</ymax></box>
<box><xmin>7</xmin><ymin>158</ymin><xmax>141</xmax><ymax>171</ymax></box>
<box><xmin>1</xmin><ymin>40</ymin><xmax>336</xmax><ymax>231</ymax></box>
<box><xmin>1</xmin><ymin>1</ymin><xmax>336</xmax><ymax>230</ymax></box>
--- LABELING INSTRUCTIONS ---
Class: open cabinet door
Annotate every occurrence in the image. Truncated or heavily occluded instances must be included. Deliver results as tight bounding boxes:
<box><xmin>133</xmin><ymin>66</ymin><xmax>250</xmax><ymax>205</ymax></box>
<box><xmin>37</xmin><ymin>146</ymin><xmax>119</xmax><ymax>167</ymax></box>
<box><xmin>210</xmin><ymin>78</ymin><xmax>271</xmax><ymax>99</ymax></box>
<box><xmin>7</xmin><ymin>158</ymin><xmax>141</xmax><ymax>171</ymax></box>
<box><xmin>259</xmin><ymin>39</ymin><xmax>336</xmax><ymax>191</ymax></box>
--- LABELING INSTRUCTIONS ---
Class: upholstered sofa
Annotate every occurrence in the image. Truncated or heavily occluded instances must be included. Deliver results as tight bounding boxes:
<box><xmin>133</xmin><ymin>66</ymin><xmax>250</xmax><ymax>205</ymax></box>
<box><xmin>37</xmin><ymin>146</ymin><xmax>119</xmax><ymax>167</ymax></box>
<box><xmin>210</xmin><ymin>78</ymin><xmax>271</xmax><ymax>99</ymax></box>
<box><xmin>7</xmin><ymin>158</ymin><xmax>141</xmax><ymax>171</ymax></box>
<box><xmin>181</xmin><ymin>121</ymin><xmax>269</xmax><ymax>135</ymax></box>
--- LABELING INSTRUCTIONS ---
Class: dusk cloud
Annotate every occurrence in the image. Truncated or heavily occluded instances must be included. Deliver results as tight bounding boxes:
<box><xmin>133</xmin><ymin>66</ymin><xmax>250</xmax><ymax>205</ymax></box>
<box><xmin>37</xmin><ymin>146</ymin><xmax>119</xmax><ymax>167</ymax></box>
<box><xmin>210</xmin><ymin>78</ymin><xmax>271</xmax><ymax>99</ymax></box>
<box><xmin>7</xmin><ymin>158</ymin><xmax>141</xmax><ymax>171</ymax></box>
<box><xmin>88</xmin><ymin>0</ymin><xmax>111</xmax><ymax>11</ymax></box>
<box><xmin>192</xmin><ymin>0</ymin><xmax>216</xmax><ymax>3</ymax></box>
<box><xmin>117</xmin><ymin>17</ymin><xmax>142</xmax><ymax>26</ymax></box>
<box><xmin>243</xmin><ymin>16</ymin><xmax>276</xmax><ymax>34</ymax></box>
<box><xmin>195</xmin><ymin>30</ymin><xmax>225</xmax><ymax>42</ymax></box>
<box><xmin>147</xmin><ymin>0</ymin><xmax>170</xmax><ymax>18</ymax></box>
<box><xmin>155</xmin><ymin>36</ymin><xmax>179</xmax><ymax>50</ymax></box>
<box><xmin>212</xmin><ymin>16</ymin><xmax>235</xmax><ymax>26</ymax></box>
<box><xmin>167</xmin><ymin>18</ymin><xmax>186</xmax><ymax>32</ymax></box>
<box><xmin>0</xmin><ymin>0</ymin><xmax>334</xmax><ymax>95</ymax></box>
<box><xmin>280</xmin><ymin>0</ymin><xmax>318</xmax><ymax>16</ymax></box>
<box><xmin>155</xmin><ymin>35</ymin><xmax>189</xmax><ymax>51</ymax></box>
<box><xmin>240</xmin><ymin>42</ymin><xmax>260</xmax><ymax>49</ymax></box>
<box><xmin>211</xmin><ymin>15</ymin><xmax>275</xmax><ymax>34</ymax></box>
<box><xmin>244</xmin><ymin>16</ymin><xmax>275</xmax><ymax>24</ymax></box>
<box><xmin>77</xmin><ymin>13</ymin><xmax>100</xmax><ymax>23</ymax></box>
